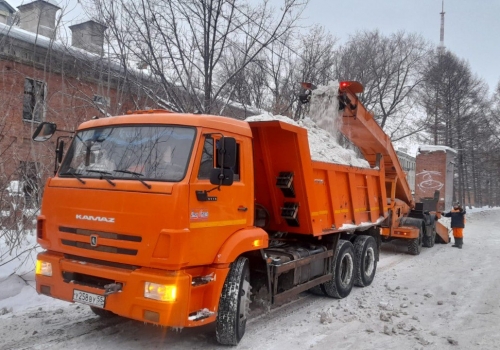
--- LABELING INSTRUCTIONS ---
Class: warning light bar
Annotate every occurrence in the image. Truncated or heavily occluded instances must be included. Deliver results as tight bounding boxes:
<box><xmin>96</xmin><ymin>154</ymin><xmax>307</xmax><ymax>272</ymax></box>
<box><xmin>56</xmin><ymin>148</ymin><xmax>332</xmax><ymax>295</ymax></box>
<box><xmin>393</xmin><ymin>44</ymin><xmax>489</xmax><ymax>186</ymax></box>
<box><xmin>339</xmin><ymin>81</ymin><xmax>364</xmax><ymax>94</ymax></box>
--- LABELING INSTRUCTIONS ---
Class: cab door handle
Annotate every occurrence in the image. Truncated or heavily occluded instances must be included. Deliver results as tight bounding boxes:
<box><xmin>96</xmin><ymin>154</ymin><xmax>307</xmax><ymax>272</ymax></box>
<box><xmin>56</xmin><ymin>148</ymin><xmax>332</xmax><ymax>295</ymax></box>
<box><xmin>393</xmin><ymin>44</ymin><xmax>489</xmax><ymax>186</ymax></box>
<box><xmin>238</xmin><ymin>206</ymin><xmax>248</xmax><ymax>212</ymax></box>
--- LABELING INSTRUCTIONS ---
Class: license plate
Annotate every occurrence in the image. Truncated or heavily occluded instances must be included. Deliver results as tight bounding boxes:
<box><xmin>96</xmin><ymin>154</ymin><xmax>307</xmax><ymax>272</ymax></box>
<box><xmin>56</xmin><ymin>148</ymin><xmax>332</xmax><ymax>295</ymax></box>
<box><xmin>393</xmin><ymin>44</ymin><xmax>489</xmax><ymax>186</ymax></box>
<box><xmin>73</xmin><ymin>290</ymin><xmax>106</xmax><ymax>308</ymax></box>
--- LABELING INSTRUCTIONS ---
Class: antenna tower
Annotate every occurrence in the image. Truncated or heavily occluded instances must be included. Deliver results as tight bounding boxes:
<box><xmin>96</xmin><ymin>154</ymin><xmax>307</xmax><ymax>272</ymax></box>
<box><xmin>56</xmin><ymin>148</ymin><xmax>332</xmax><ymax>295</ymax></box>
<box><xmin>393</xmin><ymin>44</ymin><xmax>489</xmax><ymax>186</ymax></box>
<box><xmin>439</xmin><ymin>0</ymin><xmax>445</xmax><ymax>52</ymax></box>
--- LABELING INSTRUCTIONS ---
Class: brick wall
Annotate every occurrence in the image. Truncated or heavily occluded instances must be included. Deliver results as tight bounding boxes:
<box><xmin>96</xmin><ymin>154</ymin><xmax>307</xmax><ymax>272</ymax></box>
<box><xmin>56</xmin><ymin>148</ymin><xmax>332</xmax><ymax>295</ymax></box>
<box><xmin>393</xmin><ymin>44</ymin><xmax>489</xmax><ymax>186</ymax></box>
<box><xmin>0</xmin><ymin>59</ymin><xmax>140</xmax><ymax>183</ymax></box>
<box><xmin>415</xmin><ymin>150</ymin><xmax>455</xmax><ymax>211</ymax></box>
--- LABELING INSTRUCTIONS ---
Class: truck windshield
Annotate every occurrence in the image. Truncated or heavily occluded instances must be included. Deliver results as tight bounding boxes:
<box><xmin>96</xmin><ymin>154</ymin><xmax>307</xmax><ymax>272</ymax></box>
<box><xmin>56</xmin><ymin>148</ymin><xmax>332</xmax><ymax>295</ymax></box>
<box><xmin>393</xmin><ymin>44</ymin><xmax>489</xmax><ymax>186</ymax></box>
<box><xmin>59</xmin><ymin>125</ymin><xmax>196</xmax><ymax>182</ymax></box>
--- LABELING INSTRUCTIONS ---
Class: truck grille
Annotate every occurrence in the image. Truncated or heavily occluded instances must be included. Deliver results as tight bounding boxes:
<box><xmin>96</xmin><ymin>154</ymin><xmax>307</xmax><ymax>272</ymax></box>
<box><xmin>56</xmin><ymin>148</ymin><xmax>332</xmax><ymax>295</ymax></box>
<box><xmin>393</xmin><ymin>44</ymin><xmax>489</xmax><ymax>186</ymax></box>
<box><xmin>61</xmin><ymin>240</ymin><xmax>138</xmax><ymax>255</ymax></box>
<box><xmin>59</xmin><ymin>227</ymin><xmax>142</xmax><ymax>242</ymax></box>
<box><xmin>60</xmin><ymin>226</ymin><xmax>140</xmax><ymax>256</ymax></box>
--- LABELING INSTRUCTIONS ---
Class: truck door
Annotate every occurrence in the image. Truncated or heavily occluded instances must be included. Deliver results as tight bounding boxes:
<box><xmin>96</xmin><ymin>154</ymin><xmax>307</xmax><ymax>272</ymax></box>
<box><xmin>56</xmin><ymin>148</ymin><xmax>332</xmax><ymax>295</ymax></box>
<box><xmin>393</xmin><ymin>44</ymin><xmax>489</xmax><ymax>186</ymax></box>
<box><xmin>188</xmin><ymin>133</ymin><xmax>253</xmax><ymax>264</ymax></box>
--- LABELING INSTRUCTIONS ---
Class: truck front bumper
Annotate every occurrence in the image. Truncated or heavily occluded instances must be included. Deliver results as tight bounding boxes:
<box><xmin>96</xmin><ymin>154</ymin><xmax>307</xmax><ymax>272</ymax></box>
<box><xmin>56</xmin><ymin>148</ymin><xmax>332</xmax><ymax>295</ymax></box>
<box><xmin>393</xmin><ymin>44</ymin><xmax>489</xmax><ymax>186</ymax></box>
<box><xmin>35</xmin><ymin>251</ymin><xmax>229</xmax><ymax>328</ymax></box>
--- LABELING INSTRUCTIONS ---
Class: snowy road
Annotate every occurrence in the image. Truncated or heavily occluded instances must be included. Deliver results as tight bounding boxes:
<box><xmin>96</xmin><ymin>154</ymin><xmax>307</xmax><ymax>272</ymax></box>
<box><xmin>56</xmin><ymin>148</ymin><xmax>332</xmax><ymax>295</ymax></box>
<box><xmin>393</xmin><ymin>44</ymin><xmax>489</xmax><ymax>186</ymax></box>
<box><xmin>1</xmin><ymin>209</ymin><xmax>499</xmax><ymax>350</ymax></box>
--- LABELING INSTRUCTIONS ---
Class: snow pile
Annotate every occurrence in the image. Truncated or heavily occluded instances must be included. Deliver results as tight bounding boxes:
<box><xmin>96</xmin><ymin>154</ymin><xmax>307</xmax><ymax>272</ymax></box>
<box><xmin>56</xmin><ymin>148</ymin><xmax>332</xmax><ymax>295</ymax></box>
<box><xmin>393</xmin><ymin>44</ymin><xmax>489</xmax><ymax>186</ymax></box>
<box><xmin>246</xmin><ymin>81</ymin><xmax>370</xmax><ymax>168</ymax></box>
<box><xmin>308</xmin><ymin>81</ymin><xmax>342</xmax><ymax>137</ymax></box>
<box><xmin>0</xmin><ymin>232</ymin><xmax>62</xmax><ymax>314</ymax></box>
<box><xmin>300</xmin><ymin>117</ymin><xmax>369</xmax><ymax>167</ymax></box>
<box><xmin>6</xmin><ymin>181</ymin><xmax>22</xmax><ymax>197</ymax></box>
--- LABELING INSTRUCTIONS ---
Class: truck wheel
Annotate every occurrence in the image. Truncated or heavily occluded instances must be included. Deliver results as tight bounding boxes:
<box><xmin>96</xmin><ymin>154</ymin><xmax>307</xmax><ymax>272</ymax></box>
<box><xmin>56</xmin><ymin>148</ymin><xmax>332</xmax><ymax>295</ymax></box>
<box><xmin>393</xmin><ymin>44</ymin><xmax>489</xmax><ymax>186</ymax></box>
<box><xmin>423</xmin><ymin>224</ymin><xmax>436</xmax><ymax>248</ymax></box>
<box><xmin>216</xmin><ymin>256</ymin><xmax>251</xmax><ymax>345</ymax></box>
<box><xmin>353</xmin><ymin>235</ymin><xmax>377</xmax><ymax>287</ymax></box>
<box><xmin>89</xmin><ymin>306</ymin><xmax>116</xmax><ymax>318</ymax></box>
<box><xmin>408</xmin><ymin>227</ymin><xmax>423</xmax><ymax>255</ymax></box>
<box><xmin>321</xmin><ymin>240</ymin><xmax>355</xmax><ymax>299</ymax></box>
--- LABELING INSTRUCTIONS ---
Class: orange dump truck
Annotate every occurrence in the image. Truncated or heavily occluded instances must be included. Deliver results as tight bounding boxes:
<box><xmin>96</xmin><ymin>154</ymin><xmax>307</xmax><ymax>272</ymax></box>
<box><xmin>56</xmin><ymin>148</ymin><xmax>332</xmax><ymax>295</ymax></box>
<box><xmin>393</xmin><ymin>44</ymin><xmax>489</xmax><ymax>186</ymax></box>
<box><xmin>32</xmin><ymin>82</ymin><xmax>442</xmax><ymax>345</ymax></box>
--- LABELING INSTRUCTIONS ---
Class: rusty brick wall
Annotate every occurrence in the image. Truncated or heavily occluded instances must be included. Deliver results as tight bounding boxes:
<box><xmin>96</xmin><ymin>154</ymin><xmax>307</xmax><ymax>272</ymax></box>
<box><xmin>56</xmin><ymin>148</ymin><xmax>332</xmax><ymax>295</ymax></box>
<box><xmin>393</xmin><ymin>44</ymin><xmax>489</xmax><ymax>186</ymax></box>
<box><xmin>0</xmin><ymin>59</ymin><xmax>140</xmax><ymax>182</ymax></box>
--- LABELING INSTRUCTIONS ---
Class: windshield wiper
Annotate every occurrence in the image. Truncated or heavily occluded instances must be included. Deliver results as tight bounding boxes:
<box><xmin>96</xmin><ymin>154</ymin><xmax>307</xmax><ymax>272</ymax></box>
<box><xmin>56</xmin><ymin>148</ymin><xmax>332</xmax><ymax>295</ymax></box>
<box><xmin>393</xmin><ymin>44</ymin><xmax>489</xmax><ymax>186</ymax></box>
<box><xmin>59</xmin><ymin>170</ymin><xmax>86</xmax><ymax>184</ymax></box>
<box><xmin>86</xmin><ymin>170</ymin><xmax>116</xmax><ymax>187</ymax></box>
<box><xmin>113</xmin><ymin>169</ymin><xmax>152</xmax><ymax>189</ymax></box>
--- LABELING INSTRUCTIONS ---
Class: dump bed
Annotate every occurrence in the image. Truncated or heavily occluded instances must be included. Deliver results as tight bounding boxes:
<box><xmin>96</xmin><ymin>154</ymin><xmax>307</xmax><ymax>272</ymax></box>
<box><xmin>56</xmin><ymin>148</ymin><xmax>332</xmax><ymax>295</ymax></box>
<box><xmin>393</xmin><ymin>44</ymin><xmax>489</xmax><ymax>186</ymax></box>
<box><xmin>250</xmin><ymin>120</ymin><xmax>388</xmax><ymax>236</ymax></box>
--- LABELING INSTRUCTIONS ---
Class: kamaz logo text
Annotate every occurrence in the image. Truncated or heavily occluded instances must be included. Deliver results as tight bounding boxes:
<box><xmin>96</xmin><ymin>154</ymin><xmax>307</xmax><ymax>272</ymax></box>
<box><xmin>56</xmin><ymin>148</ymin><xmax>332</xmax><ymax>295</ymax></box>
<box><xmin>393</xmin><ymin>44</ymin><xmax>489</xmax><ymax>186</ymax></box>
<box><xmin>76</xmin><ymin>214</ymin><xmax>115</xmax><ymax>223</ymax></box>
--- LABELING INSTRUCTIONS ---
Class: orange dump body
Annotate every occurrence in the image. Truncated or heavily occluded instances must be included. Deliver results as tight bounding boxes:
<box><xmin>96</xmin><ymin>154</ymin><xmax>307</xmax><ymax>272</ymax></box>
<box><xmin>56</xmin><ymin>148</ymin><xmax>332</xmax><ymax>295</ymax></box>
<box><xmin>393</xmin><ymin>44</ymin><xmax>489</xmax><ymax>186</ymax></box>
<box><xmin>250</xmin><ymin>120</ymin><xmax>388</xmax><ymax>235</ymax></box>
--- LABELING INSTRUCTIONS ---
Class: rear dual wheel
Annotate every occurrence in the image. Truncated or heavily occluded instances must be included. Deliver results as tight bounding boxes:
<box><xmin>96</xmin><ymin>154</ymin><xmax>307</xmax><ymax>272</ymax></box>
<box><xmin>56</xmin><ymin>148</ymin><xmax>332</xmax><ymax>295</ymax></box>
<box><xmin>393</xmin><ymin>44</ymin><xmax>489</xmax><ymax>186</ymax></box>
<box><xmin>322</xmin><ymin>240</ymin><xmax>355</xmax><ymax>298</ymax></box>
<box><xmin>353</xmin><ymin>235</ymin><xmax>377</xmax><ymax>287</ymax></box>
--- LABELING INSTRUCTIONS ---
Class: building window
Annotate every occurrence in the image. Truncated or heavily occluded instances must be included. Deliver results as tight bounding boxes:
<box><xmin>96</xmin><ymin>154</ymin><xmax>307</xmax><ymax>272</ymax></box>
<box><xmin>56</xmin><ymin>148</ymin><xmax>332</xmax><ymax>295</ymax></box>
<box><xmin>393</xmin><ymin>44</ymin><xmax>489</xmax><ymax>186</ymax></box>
<box><xmin>93</xmin><ymin>95</ymin><xmax>110</xmax><ymax>107</ymax></box>
<box><xmin>23</xmin><ymin>78</ymin><xmax>46</xmax><ymax>122</ymax></box>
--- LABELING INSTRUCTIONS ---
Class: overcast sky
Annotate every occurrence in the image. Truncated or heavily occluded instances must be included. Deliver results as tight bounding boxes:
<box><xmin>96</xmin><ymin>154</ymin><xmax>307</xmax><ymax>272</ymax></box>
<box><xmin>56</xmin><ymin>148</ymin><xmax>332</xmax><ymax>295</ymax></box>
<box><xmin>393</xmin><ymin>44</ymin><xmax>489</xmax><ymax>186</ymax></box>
<box><xmin>299</xmin><ymin>0</ymin><xmax>500</xmax><ymax>94</ymax></box>
<box><xmin>7</xmin><ymin>0</ymin><xmax>500</xmax><ymax>94</ymax></box>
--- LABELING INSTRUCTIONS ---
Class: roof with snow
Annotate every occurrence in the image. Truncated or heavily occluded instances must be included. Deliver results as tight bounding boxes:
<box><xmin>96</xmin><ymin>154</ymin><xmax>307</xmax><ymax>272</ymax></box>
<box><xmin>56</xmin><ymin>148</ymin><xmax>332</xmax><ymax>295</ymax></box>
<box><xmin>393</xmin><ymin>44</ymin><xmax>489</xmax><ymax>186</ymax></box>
<box><xmin>418</xmin><ymin>145</ymin><xmax>458</xmax><ymax>154</ymax></box>
<box><xmin>17</xmin><ymin>0</ymin><xmax>60</xmax><ymax>9</ymax></box>
<box><xmin>68</xmin><ymin>20</ymin><xmax>107</xmax><ymax>30</ymax></box>
<box><xmin>0</xmin><ymin>0</ymin><xmax>16</xmax><ymax>13</ymax></box>
<box><xmin>0</xmin><ymin>21</ymin><xmax>110</xmax><ymax>59</ymax></box>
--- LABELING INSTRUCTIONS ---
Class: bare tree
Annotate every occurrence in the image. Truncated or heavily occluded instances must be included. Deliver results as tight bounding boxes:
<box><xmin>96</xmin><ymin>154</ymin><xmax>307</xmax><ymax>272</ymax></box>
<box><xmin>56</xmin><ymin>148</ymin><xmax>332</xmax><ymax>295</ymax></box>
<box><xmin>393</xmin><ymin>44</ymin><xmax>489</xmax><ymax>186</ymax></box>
<box><xmin>84</xmin><ymin>0</ymin><xmax>308</xmax><ymax>114</ymax></box>
<box><xmin>334</xmin><ymin>30</ymin><xmax>432</xmax><ymax>140</ymax></box>
<box><xmin>420</xmin><ymin>50</ymin><xmax>497</xmax><ymax>206</ymax></box>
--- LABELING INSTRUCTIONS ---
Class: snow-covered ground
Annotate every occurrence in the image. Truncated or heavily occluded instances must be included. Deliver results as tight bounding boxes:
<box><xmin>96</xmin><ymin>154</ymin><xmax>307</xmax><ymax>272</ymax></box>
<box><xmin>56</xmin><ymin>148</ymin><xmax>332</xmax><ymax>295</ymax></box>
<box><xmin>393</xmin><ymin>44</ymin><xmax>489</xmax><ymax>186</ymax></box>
<box><xmin>1</xmin><ymin>206</ymin><xmax>499</xmax><ymax>349</ymax></box>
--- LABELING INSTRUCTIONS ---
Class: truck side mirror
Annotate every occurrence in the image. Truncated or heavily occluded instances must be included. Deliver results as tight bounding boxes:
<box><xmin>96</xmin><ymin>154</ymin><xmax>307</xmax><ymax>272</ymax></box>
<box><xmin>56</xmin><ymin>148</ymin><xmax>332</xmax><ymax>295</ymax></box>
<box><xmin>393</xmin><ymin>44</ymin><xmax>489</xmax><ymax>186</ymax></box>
<box><xmin>210</xmin><ymin>168</ymin><xmax>234</xmax><ymax>186</ymax></box>
<box><xmin>32</xmin><ymin>122</ymin><xmax>57</xmax><ymax>142</ymax></box>
<box><xmin>216</xmin><ymin>137</ymin><xmax>236</xmax><ymax>168</ymax></box>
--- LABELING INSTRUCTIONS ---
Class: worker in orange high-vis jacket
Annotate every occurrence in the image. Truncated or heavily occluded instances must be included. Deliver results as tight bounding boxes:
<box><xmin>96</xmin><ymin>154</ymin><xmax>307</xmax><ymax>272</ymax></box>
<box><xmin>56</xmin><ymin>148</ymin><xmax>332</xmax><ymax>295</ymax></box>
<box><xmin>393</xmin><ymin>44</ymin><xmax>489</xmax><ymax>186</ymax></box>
<box><xmin>443</xmin><ymin>202</ymin><xmax>466</xmax><ymax>249</ymax></box>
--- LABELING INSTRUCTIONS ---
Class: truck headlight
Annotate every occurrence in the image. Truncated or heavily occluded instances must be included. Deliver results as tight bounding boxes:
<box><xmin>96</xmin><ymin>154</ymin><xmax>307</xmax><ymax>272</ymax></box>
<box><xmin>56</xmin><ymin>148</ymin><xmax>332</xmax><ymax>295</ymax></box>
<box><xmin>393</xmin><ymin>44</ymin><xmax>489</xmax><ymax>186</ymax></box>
<box><xmin>144</xmin><ymin>282</ymin><xmax>177</xmax><ymax>302</ymax></box>
<box><xmin>35</xmin><ymin>260</ymin><xmax>52</xmax><ymax>277</ymax></box>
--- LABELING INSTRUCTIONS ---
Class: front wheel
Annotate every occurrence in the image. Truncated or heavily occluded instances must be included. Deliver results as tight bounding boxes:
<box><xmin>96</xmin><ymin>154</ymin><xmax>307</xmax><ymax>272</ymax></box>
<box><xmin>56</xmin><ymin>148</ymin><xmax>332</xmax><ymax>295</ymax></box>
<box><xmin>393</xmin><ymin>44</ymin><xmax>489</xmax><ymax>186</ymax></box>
<box><xmin>322</xmin><ymin>240</ymin><xmax>355</xmax><ymax>299</ymax></box>
<box><xmin>353</xmin><ymin>235</ymin><xmax>377</xmax><ymax>287</ymax></box>
<box><xmin>423</xmin><ymin>223</ymin><xmax>436</xmax><ymax>248</ymax></box>
<box><xmin>216</xmin><ymin>256</ymin><xmax>251</xmax><ymax>345</ymax></box>
<box><xmin>408</xmin><ymin>226</ymin><xmax>423</xmax><ymax>255</ymax></box>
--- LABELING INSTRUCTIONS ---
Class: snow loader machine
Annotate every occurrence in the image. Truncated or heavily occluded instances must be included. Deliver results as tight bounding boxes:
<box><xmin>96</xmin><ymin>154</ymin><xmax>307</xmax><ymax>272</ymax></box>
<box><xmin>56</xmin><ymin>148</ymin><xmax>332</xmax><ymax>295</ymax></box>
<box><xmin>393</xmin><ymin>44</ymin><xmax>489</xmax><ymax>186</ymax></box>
<box><xmin>32</xmin><ymin>81</ymin><xmax>443</xmax><ymax>345</ymax></box>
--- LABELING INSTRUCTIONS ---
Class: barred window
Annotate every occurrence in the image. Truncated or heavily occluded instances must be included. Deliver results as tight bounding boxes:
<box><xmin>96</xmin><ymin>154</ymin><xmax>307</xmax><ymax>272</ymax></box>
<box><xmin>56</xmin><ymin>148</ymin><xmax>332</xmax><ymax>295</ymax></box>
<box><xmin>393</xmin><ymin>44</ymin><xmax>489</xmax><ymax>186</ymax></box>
<box><xmin>23</xmin><ymin>78</ymin><xmax>46</xmax><ymax>122</ymax></box>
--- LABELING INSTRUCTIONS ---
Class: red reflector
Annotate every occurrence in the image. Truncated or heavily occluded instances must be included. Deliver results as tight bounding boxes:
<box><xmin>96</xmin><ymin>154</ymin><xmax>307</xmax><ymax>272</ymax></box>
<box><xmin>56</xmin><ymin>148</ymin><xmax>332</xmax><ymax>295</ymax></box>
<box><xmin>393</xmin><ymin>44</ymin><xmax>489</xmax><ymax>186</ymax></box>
<box><xmin>340</xmin><ymin>81</ymin><xmax>350</xmax><ymax>89</ymax></box>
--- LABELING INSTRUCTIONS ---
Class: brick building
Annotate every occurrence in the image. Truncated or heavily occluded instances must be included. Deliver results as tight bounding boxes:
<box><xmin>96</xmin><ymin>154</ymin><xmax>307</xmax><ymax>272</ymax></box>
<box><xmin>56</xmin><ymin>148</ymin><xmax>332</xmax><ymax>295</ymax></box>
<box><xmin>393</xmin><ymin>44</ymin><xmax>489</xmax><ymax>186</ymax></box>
<box><xmin>414</xmin><ymin>145</ymin><xmax>457</xmax><ymax>211</ymax></box>
<box><xmin>0</xmin><ymin>0</ymin><xmax>256</xmax><ymax>208</ymax></box>
<box><xmin>0</xmin><ymin>3</ymin><xmax>150</xmax><ymax>206</ymax></box>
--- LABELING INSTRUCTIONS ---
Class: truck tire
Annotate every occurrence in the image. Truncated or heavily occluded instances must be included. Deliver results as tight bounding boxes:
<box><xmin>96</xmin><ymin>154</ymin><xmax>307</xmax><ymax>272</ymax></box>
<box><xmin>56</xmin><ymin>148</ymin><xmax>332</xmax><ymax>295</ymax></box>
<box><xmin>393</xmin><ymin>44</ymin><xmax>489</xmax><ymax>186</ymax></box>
<box><xmin>216</xmin><ymin>256</ymin><xmax>251</xmax><ymax>345</ymax></box>
<box><xmin>408</xmin><ymin>226</ymin><xmax>423</xmax><ymax>255</ymax></box>
<box><xmin>423</xmin><ymin>223</ymin><xmax>436</xmax><ymax>248</ymax></box>
<box><xmin>89</xmin><ymin>306</ymin><xmax>116</xmax><ymax>318</ymax></box>
<box><xmin>353</xmin><ymin>235</ymin><xmax>377</xmax><ymax>287</ymax></box>
<box><xmin>321</xmin><ymin>240</ymin><xmax>355</xmax><ymax>299</ymax></box>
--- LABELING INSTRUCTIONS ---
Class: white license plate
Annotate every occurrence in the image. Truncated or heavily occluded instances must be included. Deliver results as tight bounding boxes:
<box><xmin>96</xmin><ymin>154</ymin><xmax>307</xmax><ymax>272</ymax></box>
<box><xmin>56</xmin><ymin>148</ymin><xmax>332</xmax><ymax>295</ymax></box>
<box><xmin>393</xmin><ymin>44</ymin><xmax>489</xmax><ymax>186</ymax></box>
<box><xmin>73</xmin><ymin>290</ymin><xmax>106</xmax><ymax>308</ymax></box>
